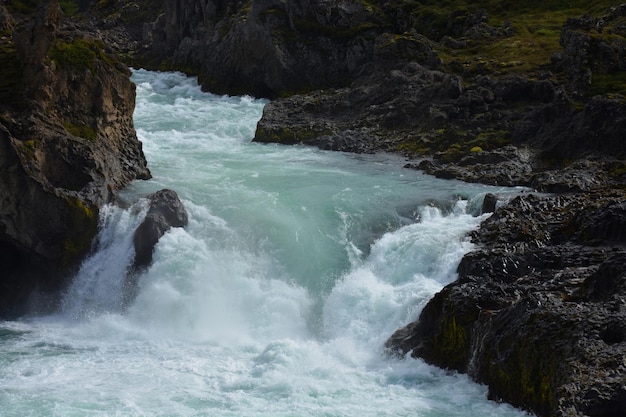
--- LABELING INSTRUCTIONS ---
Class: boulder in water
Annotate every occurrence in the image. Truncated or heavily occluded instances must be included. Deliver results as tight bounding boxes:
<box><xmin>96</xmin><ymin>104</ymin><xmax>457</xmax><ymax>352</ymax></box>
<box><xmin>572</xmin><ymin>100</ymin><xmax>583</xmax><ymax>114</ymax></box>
<box><xmin>132</xmin><ymin>189</ymin><xmax>188</xmax><ymax>271</ymax></box>
<box><xmin>124</xmin><ymin>189</ymin><xmax>188</xmax><ymax>306</ymax></box>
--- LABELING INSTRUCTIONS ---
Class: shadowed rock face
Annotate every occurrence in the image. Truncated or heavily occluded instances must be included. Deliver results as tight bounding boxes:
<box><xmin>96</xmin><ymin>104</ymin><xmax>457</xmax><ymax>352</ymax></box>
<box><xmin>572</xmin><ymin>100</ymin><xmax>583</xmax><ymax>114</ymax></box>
<box><xmin>141</xmin><ymin>0</ymin><xmax>401</xmax><ymax>97</ymax></box>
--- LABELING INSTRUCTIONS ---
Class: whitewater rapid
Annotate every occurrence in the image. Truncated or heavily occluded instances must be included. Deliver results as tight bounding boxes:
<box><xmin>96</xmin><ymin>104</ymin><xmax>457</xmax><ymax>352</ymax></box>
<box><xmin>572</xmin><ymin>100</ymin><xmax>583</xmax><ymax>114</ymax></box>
<box><xmin>0</xmin><ymin>70</ymin><xmax>531</xmax><ymax>417</ymax></box>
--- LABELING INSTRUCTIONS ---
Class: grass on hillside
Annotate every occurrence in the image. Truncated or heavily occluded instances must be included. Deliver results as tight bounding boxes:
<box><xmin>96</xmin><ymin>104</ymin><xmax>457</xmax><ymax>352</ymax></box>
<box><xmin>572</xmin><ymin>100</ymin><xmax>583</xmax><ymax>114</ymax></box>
<box><xmin>382</xmin><ymin>1</ymin><xmax>624</xmax><ymax>84</ymax></box>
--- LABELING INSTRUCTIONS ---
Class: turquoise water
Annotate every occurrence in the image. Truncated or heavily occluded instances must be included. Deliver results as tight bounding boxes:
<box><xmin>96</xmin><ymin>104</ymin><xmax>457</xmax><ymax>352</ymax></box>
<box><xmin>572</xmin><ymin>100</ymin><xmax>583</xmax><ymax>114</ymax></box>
<box><xmin>0</xmin><ymin>70</ymin><xmax>531</xmax><ymax>417</ymax></box>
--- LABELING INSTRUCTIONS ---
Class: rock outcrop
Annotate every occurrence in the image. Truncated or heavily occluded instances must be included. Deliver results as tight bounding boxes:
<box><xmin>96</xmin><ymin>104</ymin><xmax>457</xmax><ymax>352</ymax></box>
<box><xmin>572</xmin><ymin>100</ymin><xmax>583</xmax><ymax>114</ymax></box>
<box><xmin>124</xmin><ymin>189</ymin><xmax>188</xmax><ymax>305</ymax></box>
<box><xmin>132</xmin><ymin>189</ymin><xmax>188</xmax><ymax>271</ymax></box>
<box><xmin>254</xmin><ymin>60</ymin><xmax>625</xmax><ymax>192</ymax></box>
<box><xmin>386</xmin><ymin>191</ymin><xmax>626</xmax><ymax>417</ymax></box>
<box><xmin>132</xmin><ymin>0</ymin><xmax>404</xmax><ymax>97</ymax></box>
<box><xmin>553</xmin><ymin>5</ymin><xmax>626</xmax><ymax>96</ymax></box>
<box><xmin>0</xmin><ymin>1</ymin><xmax>150</xmax><ymax>317</ymax></box>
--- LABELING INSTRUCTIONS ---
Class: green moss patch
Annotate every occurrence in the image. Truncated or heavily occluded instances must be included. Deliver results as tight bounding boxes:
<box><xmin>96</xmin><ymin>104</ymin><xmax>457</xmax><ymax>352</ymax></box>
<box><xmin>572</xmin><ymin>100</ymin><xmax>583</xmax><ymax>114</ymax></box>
<box><xmin>256</xmin><ymin>125</ymin><xmax>332</xmax><ymax>144</ymax></box>
<box><xmin>588</xmin><ymin>71</ymin><xmax>626</xmax><ymax>96</ymax></box>
<box><xmin>50</xmin><ymin>39</ymin><xmax>97</xmax><ymax>71</ymax></box>
<box><xmin>5</xmin><ymin>0</ymin><xmax>39</xmax><ymax>14</ymax></box>
<box><xmin>395</xmin><ymin>127</ymin><xmax>511</xmax><ymax>160</ymax></box>
<box><xmin>63</xmin><ymin>121</ymin><xmax>97</xmax><ymax>140</ymax></box>
<box><xmin>62</xmin><ymin>196</ymin><xmax>98</xmax><ymax>267</ymax></box>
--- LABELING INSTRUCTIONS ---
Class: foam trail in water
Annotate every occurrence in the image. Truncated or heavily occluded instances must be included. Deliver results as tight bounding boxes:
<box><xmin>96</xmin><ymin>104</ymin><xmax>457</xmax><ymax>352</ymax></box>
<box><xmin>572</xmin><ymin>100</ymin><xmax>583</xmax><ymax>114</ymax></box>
<box><xmin>121</xmin><ymin>200</ymin><xmax>313</xmax><ymax>346</ymax></box>
<box><xmin>323</xmin><ymin>201</ymin><xmax>486</xmax><ymax>350</ymax></box>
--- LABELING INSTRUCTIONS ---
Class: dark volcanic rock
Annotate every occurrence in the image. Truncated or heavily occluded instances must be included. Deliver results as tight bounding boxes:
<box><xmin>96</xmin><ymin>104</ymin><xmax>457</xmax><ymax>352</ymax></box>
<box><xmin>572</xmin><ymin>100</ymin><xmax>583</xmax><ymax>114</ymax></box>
<box><xmin>132</xmin><ymin>189</ymin><xmax>188</xmax><ymax>271</ymax></box>
<box><xmin>142</xmin><ymin>0</ymin><xmax>447</xmax><ymax>97</ymax></box>
<box><xmin>553</xmin><ymin>6</ymin><xmax>626</xmax><ymax>96</ymax></box>
<box><xmin>255</xmin><ymin>59</ymin><xmax>456</xmax><ymax>153</ymax></box>
<box><xmin>125</xmin><ymin>189</ymin><xmax>188</xmax><ymax>306</ymax></box>
<box><xmin>386</xmin><ymin>191</ymin><xmax>626</xmax><ymax>417</ymax></box>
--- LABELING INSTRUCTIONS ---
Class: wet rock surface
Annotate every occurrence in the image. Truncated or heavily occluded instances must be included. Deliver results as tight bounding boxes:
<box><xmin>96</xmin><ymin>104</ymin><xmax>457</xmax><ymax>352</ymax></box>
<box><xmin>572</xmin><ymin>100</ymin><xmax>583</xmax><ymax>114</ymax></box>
<box><xmin>125</xmin><ymin>189</ymin><xmax>188</xmax><ymax>305</ymax></box>
<box><xmin>132</xmin><ymin>189</ymin><xmax>188</xmax><ymax>272</ymax></box>
<box><xmin>386</xmin><ymin>191</ymin><xmax>626</xmax><ymax>417</ymax></box>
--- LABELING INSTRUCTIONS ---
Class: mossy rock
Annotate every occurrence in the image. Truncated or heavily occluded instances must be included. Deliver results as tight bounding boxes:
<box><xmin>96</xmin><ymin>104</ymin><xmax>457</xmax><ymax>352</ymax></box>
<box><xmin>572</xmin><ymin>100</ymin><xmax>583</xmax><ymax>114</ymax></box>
<box><xmin>63</xmin><ymin>120</ymin><xmax>97</xmax><ymax>141</ymax></box>
<box><xmin>50</xmin><ymin>38</ymin><xmax>97</xmax><ymax>71</ymax></box>
<box><xmin>62</xmin><ymin>196</ymin><xmax>98</xmax><ymax>267</ymax></box>
<box><xmin>256</xmin><ymin>125</ymin><xmax>332</xmax><ymax>145</ymax></box>
<box><xmin>588</xmin><ymin>71</ymin><xmax>626</xmax><ymax>97</ymax></box>
<box><xmin>408</xmin><ymin>0</ymin><xmax>618</xmax><ymax>78</ymax></box>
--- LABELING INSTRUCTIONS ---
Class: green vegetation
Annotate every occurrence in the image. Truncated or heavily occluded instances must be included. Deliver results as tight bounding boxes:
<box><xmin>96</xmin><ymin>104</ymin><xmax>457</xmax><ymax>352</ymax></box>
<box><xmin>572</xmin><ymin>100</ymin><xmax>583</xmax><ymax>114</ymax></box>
<box><xmin>59</xmin><ymin>1</ymin><xmax>79</xmax><ymax>16</ymax></box>
<box><xmin>256</xmin><ymin>125</ymin><xmax>332</xmax><ymax>144</ymax></box>
<box><xmin>378</xmin><ymin>1</ymin><xmax>622</xmax><ymax>85</ymax></box>
<box><xmin>5</xmin><ymin>0</ymin><xmax>40</xmax><ymax>14</ymax></box>
<box><xmin>49</xmin><ymin>37</ymin><xmax>123</xmax><ymax>73</ymax></box>
<box><xmin>62</xmin><ymin>196</ymin><xmax>98</xmax><ymax>266</ymax></box>
<box><xmin>588</xmin><ymin>71</ymin><xmax>626</xmax><ymax>96</ymax></box>
<box><xmin>63</xmin><ymin>120</ymin><xmax>97</xmax><ymax>140</ymax></box>
<box><xmin>396</xmin><ymin>127</ymin><xmax>510</xmax><ymax>161</ymax></box>
<box><xmin>484</xmin><ymin>319</ymin><xmax>558</xmax><ymax>415</ymax></box>
<box><xmin>20</xmin><ymin>139</ymin><xmax>37</xmax><ymax>158</ymax></box>
<box><xmin>437</xmin><ymin>315</ymin><xmax>468</xmax><ymax>365</ymax></box>
<box><xmin>50</xmin><ymin>38</ymin><xmax>97</xmax><ymax>71</ymax></box>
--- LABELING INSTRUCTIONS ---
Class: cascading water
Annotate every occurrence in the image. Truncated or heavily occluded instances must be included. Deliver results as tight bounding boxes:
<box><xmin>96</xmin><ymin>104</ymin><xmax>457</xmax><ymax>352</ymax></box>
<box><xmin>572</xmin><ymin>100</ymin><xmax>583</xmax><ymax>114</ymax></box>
<box><xmin>0</xmin><ymin>70</ymin><xmax>532</xmax><ymax>417</ymax></box>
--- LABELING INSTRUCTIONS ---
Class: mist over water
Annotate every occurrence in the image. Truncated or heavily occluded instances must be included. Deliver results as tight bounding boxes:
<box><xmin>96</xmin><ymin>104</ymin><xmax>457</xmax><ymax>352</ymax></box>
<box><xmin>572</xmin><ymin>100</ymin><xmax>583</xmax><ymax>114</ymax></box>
<box><xmin>0</xmin><ymin>70</ymin><xmax>531</xmax><ymax>417</ymax></box>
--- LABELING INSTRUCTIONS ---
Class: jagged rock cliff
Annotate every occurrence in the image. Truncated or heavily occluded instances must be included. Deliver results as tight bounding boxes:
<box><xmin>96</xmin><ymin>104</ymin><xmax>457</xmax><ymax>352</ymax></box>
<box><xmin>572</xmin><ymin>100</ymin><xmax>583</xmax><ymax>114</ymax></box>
<box><xmin>0</xmin><ymin>1</ymin><xmax>150</xmax><ymax>317</ymax></box>
<box><xmin>159</xmin><ymin>0</ymin><xmax>395</xmax><ymax>97</ymax></box>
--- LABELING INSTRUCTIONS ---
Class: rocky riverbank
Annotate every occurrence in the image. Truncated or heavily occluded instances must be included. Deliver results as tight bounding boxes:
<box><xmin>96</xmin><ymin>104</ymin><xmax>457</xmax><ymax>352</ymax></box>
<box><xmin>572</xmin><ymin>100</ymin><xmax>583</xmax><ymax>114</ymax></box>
<box><xmin>1</xmin><ymin>1</ymin><xmax>625</xmax><ymax>416</ymax></box>
<box><xmin>386</xmin><ymin>190</ymin><xmax>626</xmax><ymax>416</ymax></box>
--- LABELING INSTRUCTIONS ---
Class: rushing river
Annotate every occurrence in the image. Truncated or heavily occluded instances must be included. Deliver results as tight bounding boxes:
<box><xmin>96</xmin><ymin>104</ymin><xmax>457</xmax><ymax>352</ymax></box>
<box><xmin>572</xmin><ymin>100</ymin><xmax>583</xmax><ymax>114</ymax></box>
<box><xmin>0</xmin><ymin>70</ymin><xmax>532</xmax><ymax>417</ymax></box>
